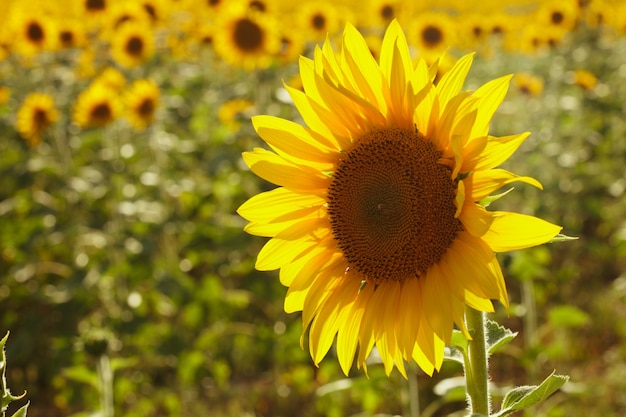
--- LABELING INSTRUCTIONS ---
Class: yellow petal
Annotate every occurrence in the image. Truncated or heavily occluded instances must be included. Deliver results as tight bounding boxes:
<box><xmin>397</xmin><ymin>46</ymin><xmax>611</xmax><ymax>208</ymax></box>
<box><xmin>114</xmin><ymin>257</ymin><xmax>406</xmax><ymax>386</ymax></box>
<box><xmin>422</xmin><ymin>264</ymin><xmax>454</xmax><ymax>343</ymax></box>
<box><xmin>342</xmin><ymin>24</ymin><xmax>385</xmax><ymax>111</ymax></box>
<box><xmin>464</xmin><ymin>290</ymin><xmax>495</xmax><ymax>312</ymax></box>
<box><xmin>284</xmin><ymin>84</ymin><xmax>351</xmax><ymax>149</ymax></box>
<box><xmin>459</xmin><ymin>202</ymin><xmax>494</xmax><ymax>237</ymax></box>
<box><xmin>243</xmin><ymin>148</ymin><xmax>332</xmax><ymax>191</ymax></box>
<box><xmin>253</xmin><ymin>115</ymin><xmax>340</xmax><ymax>162</ymax></box>
<box><xmin>470</xmin><ymin>75</ymin><xmax>513</xmax><ymax>138</ymax></box>
<box><xmin>336</xmin><ymin>280</ymin><xmax>373</xmax><ymax>375</ymax></box>
<box><xmin>301</xmin><ymin>258</ymin><xmax>347</xmax><ymax>336</ymax></box>
<box><xmin>482</xmin><ymin>211</ymin><xmax>562</xmax><ymax>252</ymax></box>
<box><xmin>467</xmin><ymin>169</ymin><xmax>543</xmax><ymax>201</ymax></box>
<box><xmin>444</xmin><ymin>232</ymin><xmax>502</xmax><ymax>300</ymax></box>
<box><xmin>255</xmin><ymin>219</ymin><xmax>330</xmax><ymax>270</ymax></box>
<box><xmin>309</xmin><ymin>277</ymin><xmax>359</xmax><ymax>365</ymax></box>
<box><xmin>464</xmin><ymin>132</ymin><xmax>531</xmax><ymax>172</ymax></box>
<box><xmin>396</xmin><ymin>278</ymin><xmax>421</xmax><ymax>358</ymax></box>
<box><xmin>435</xmin><ymin>53</ymin><xmax>474</xmax><ymax>113</ymax></box>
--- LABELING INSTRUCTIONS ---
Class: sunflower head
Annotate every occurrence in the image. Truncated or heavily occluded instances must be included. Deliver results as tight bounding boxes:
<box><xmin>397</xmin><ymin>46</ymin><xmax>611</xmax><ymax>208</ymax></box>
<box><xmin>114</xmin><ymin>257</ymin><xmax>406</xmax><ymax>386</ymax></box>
<box><xmin>110</xmin><ymin>21</ymin><xmax>155</xmax><ymax>68</ymax></box>
<box><xmin>16</xmin><ymin>93</ymin><xmax>59</xmax><ymax>147</ymax></box>
<box><xmin>238</xmin><ymin>20</ymin><xmax>562</xmax><ymax>377</ymax></box>
<box><xmin>124</xmin><ymin>78</ymin><xmax>160</xmax><ymax>131</ymax></box>
<box><xmin>73</xmin><ymin>83</ymin><xmax>122</xmax><ymax>128</ymax></box>
<box><xmin>212</xmin><ymin>8</ymin><xmax>281</xmax><ymax>70</ymax></box>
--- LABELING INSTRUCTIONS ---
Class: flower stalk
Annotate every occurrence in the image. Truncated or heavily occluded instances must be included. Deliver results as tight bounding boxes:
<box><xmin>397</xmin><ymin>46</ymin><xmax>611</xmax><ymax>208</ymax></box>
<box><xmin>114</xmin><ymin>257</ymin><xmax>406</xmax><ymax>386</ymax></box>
<box><xmin>465</xmin><ymin>306</ymin><xmax>490</xmax><ymax>416</ymax></box>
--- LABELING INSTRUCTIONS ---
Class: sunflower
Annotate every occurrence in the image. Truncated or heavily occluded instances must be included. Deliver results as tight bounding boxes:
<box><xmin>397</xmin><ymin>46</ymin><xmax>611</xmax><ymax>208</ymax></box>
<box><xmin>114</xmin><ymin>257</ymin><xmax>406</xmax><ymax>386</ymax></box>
<box><xmin>238</xmin><ymin>21</ymin><xmax>562</xmax><ymax>376</ymax></box>
<box><xmin>457</xmin><ymin>13</ymin><xmax>490</xmax><ymax>52</ymax></box>
<box><xmin>102</xmin><ymin>2</ymin><xmax>152</xmax><ymax>35</ymax></box>
<box><xmin>124</xmin><ymin>78</ymin><xmax>160</xmax><ymax>131</ymax></box>
<box><xmin>9</xmin><ymin>9</ymin><xmax>57</xmax><ymax>57</ymax></box>
<box><xmin>56</xmin><ymin>17</ymin><xmax>87</xmax><ymax>49</ymax></box>
<box><xmin>296</xmin><ymin>1</ymin><xmax>342</xmax><ymax>42</ymax></box>
<box><xmin>219</xmin><ymin>98</ymin><xmax>254</xmax><ymax>132</ymax></box>
<box><xmin>212</xmin><ymin>8</ymin><xmax>280</xmax><ymax>70</ymax></box>
<box><xmin>408</xmin><ymin>12</ymin><xmax>455</xmax><ymax>63</ymax></box>
<box><xmin>110</xmin><ymin>21</ymin><xmax>155</xmax><ymax>68</ymax></box>
<box><xmin>0</xmin><ymin>86</ymin><xmax>10</xmax><ymax>105</ymax></box>
<box><xmin>572</xmin><ymin>69</ymin><xmax>598</xmax><ymax>90</ymax></box>
<box><xmin>93</xmin><ymin>67</ymin><xmax>127</xmax><ymax>92</ymax></box>
<box><xmin>535</xmin><ymin>0</ymin><xmax>580</xmax><ymax>32</ymax></box>
<box><xmin>514</xmin><ymin>72</ymin><xmax>544</xmax><ymax>96</ymax></box>
<box><xmin>73</xmin><ymin>83</ymin><xmax>122</xmax><ymax>128</ymax></box>
<box><xmin>358</xmin><ymin>0</ymin><xmax>401</xmax><ymax>30</ymax></box>
<box><xmin>16</xmin><ymin>93</ymin><xmax>59</xmax><ymax>147</ymax></box>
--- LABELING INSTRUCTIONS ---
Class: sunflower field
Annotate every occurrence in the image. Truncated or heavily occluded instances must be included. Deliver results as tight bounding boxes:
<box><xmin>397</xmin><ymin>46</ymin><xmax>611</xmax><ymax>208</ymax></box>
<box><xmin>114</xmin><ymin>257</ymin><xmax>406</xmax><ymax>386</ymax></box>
<box><xmin>1</xmin><ymin>0</ymin><xmax>626</xmax><ymax>416</ymax></box>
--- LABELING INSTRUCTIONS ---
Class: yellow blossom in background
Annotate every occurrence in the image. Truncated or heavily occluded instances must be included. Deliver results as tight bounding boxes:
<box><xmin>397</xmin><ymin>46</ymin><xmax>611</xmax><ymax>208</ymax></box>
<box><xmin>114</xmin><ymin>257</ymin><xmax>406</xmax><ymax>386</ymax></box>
<box><xmin>9</xmin><ymin>8</ymin><xmax>58</xmax><ymax>57</ymax></box>
<box><xmin>124</xmin><ymin>78</ymin><xmax>160</xmax><ymax>131</ymax></box>
<box><xmin>238</xmin><ymin>21</ymin><xmax>562</xmax><ymax>376</ymax></box>
<box><xmin>573</xmin><ymin>69</ymin><xmax>598</xmax><ymax>90</ymax></box>
<box><xmin>73</xmin><ymin>83</ymin><xmax>122</xmax><ymax>128</ymax></box>
<box><xmin>110</xmin><ymin>21</ymin><xmax>155</xmax><ymax>68</ymax></box>
<box><xmin>296</xmin><ymin>1</ymin><xmax>343</xmax><ymax>42</ymax></box>
<box><xmin>218</xmin><ymin>99</ymin><xmax>254</xmax><ymax>132</ymax></box>
<box><xmin>0</xmin><ymin>86</ymin><xmax>10</xmax><ymax>105</ymax></box>
<box><xmin>16</xmin><ymin>93</ymin><xmax>59</xmax><ymax>147</ymax></box>
<box><xmin>212</xmin><ymin>7</ymin><xmax>281</xmax><ymax>71</ymax></box>
<box><xmin>93</xmin><ymin>67</ymin><xmax>127</xmax><ymax>93</ymax></box>
<box><xmin>514</xmin><ymin>72</ymin><xmax>545</xmax><ymax>96</ymax></box>
<box><xmin>408</xmin><ymin>12</ymin><xmax>456</xmax><ymax>63</ymax></box>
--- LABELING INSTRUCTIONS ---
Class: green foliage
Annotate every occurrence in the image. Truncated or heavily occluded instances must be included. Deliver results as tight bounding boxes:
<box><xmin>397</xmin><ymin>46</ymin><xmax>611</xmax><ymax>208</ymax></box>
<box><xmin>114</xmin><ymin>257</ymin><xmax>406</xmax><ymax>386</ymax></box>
<box><xmin>494</xmin><ymin>372</ymin><xmax>569</xmax><ymax>417</ymax></box>
<box><xmin>1</xmin><ymin>333</ymin><xmax>29</xmax><ymax>417</ymax></box>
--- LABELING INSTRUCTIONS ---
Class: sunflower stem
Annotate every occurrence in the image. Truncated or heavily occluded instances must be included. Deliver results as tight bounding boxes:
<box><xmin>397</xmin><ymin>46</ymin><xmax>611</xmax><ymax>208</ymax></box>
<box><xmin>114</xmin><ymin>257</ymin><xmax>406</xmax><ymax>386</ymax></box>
<box><xmin>464</xmin><ymin>306</ymin><xmax>490</xmax><ymax>416</ymax></box>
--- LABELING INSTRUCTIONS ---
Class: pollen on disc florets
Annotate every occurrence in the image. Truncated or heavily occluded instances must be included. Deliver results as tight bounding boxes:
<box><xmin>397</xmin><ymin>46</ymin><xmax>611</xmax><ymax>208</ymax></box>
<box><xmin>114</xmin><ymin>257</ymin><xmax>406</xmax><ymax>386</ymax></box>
<box><xmin>327</xmin><ymin>127</ymin><xmax>461</xmax><ymax>283</ymax></box>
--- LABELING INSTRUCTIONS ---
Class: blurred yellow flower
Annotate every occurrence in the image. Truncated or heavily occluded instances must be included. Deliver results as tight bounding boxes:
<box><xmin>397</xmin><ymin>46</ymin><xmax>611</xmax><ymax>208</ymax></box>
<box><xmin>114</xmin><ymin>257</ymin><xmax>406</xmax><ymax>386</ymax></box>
<box><xmin>110</xmin><ymin>21</ymin><xmax>155</xmax><ymax>68</ymax></box>
<box><xmin>73</xmin><ymin>83</ymin><xmax>122</xmax><ymax>128</ymax></box>
<box><xmin>218</xmin><ymin>98</ymin><xmax>254</xmax><ymax>132</ymax></box>
<box><xmin>238</xmin><ymin>21</ymin><xmax>562</xmax><ymax>377</ymax></box>
<box><xmin>296</xmin><ymin>1</ymin><xmax>342</xmax><ymax>42</ymax></box>
<box><xmin>514</xmin><ymin>72</ymin><xmax>545</xmax><ymax>96</ymax></box>
<box><xmin>573</xmin><ymin>69</ymin><xmax>598</xmax><ymax>90</ymax></box>
<box><xmin>212</xmin><ymin>8</ymin><xmax>281</xmax><ymax>70</ymax></box>
<box><xmin>93</xmin><ymin>67</ymin><xmax>127</xmax><ymax>92</ymax></box>
<box><xmin>16</xmin><ymin>93</ymin><xmax>59</xmax><ymax>147</ymax></box>
<box><xmin>408</xmin><ymin>12</ymin><xmax>456</xmax><ymax>62</ymax></box>
<box><xmin>0</xmin><ymin>86</ymin><xmax>10</xmax><ymax>105</ymax></box>
<box><xmin>9</xmin><ymin>9</ymin><xmax>58</xmax><ymax>57</ymax></box>
<box><xmin>124</xmin><ymin>78</ymin><xmax>160</xmax><ymax>131</ymax></box>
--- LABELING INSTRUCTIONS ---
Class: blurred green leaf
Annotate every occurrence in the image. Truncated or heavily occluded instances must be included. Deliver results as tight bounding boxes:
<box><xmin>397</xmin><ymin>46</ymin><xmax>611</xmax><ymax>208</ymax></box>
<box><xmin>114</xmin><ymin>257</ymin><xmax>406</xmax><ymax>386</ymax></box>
<box><xmin>548</xmin><ymin>305</ymin><xmax>591</xmax><ymax>328</ymax></box>
<box><xmin>494</xmin><ymin>372</ymin><xmax>569</xmax><ymax>417</ymax></box>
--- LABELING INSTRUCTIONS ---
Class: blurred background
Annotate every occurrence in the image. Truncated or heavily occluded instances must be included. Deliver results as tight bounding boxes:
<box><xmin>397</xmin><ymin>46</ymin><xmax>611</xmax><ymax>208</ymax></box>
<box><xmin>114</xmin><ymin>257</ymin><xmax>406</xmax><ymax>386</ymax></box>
<box><xmin>1</xmin><ymin>0</ymin><xmax>625</xmax><ymax>416</ymax></box>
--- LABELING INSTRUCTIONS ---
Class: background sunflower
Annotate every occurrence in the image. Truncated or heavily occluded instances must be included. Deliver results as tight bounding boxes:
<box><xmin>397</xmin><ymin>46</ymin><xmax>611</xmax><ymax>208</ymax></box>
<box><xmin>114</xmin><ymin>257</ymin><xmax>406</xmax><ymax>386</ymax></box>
<box><xmin>124</xmin><ymin>78</ymin><xmax>160</xmax><ymax>131</ymax></box>
<box><xmin>15</xmin><ymin>93</ymin><xmax>59</xmax><ymax>147</ymax></box>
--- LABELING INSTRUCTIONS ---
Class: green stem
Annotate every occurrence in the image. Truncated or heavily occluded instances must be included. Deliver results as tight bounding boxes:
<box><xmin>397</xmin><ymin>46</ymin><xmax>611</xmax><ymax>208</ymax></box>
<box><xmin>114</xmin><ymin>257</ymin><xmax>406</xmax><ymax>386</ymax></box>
<box><xmin>407</xmin><ymin>363</ymin><xmax>420</xmax><ymax>417</ymax></box>
<box><xmin>465</xmin><ymin>306</ymin><xmax>490</xmax><ymax>416</ymax></box>
<box><xmin>97</xmin><ymin>354</ymin><xmax>114</xmax><ymax>417</ymax></box>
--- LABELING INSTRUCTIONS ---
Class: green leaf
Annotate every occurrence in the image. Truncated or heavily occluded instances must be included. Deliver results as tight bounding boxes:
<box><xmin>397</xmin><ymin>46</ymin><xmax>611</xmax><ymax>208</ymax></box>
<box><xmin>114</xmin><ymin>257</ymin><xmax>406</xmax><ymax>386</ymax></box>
<box><xmin>549</xmin><ymin>234</ymin><xmax>578</xmax><ymax>243</ymax></box>
<box><xmin>485</xmin><ymin>320</ymin><xmax>518</xmax><ymax>355</ymax></box>
<box><xmin>494</xmin><ymin>371</ymin><xmax>569</xmax><ymax>417</ymax></box>
<box><xmin>61</xmin><ymin>366</ymin><xmax>99</xmax><ymax>389</ymax></box>
<box><xmin>10</xmin><ymin>401</ymin><xmax>30</xmax><ymax>417</ymax></box>
<box><xmin>479</xmin><ymin>188</ymin><xmax>514</xmax><ymax>207</ymax></box>
<box><xmin>444</xmin><ymin>329</ymin><xmax>469</xmax><ymax>365</ymax></box>
<box><xmin>548</xmin><ymin>305</ymin><xmax>591</xmax><ymax>328</ymax></box>
<box><xmin>1</xmin><ymin>332</ymin><xmax>28</xmax><ymax>412</ymax></box>
<box><xmin>450</xmin><ymin>329</ymin><xmax>470</xmax><ymax>353</ymax></box>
